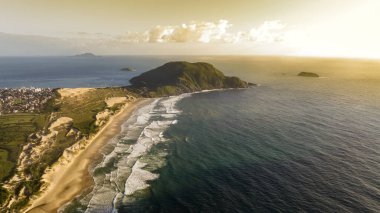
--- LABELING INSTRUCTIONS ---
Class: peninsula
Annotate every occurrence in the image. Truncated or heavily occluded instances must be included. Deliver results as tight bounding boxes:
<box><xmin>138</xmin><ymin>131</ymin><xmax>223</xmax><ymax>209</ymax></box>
<box><xmin>0</xmin><ymin>62</ymin><xmax>249</xmax><ymax>212</ymax></box>
<box><xmin>129</xmin><ymin>61</ymin><xmax>249</xmax><ymax>97</ymax></box>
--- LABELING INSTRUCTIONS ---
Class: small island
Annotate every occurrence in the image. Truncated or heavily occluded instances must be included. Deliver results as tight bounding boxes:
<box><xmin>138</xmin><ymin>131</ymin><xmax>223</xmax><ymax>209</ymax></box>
<box><xmin>297</xmin><ymin>72</ymin><xmax>319</xmax><ymax>77</ymax></box>
<box><xmin>120</xmin><ymin>67</ymin><xmax>136</xmax><ymax>72</ymax></box>
<box><xmin>74</xmin><ymin>52</ymin><xmax>97</xmax><ymax>57</ymax></box>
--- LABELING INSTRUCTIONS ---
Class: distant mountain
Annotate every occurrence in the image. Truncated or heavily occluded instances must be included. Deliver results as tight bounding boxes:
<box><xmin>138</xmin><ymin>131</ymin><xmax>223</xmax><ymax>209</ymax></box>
<box><xmin>74</xmin><ymin>52</ymin><xmax>97</xmax><ymax>57</ymax></box>
<box><xmin>129</xmin><ymin>61</ymin><xmax>252</xmax><ymax>96</ymax></box>
<box><xmin>297</xmin><ymin>72</ymin><xmax>319</xmax><ymax>77</ymax></box>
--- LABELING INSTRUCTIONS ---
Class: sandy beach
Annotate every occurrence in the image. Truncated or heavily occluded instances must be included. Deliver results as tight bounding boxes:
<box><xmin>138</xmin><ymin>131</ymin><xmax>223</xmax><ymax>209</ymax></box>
<box><xmin>25</xmin><ymin>98</ymin><xmax>151</xmax><ymax>213</ymax></box>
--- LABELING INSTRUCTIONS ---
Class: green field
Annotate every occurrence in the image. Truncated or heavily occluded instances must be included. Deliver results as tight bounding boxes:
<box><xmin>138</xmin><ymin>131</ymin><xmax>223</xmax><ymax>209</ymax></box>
<box><xmin>57</xmin><ymin>88</ymin><xmax>131</xmax><ymax>135</ymax></box>
<box><xmin>0</xmin><ymin>150</ymin><xmax>13</xmax><ymax>181</ymax></box>
<box><xmin>0</xmin><ymin>113</ymin><xmax>49</xmax><ymax>181</ymax></box>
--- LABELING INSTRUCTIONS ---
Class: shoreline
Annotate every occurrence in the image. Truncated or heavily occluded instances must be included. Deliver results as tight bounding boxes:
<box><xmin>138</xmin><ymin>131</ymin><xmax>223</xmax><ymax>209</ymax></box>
<box><xmin>23</xmin><ymin>89</ymin><xmax>242</xmax><ymax>212</ymax></box>
<box><xmin>25</xmin><ymin>98</ymin><xmax>152</xmax><ymax>213</ymax></box>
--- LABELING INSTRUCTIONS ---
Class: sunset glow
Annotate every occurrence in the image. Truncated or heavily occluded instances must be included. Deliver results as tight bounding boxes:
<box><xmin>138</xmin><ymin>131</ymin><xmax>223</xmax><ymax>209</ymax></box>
<box><xmin>0</xmin><ymin>0</ymin><xmax>379</xmax><ymax>58</ymax></box>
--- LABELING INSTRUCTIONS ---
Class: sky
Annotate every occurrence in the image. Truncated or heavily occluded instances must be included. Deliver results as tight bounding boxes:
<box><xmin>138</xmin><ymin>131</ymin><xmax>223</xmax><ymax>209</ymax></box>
<box><xmin>0</xmin><ymin>0</ymin><xmax>379</xmax><ymax>58</ymax></box>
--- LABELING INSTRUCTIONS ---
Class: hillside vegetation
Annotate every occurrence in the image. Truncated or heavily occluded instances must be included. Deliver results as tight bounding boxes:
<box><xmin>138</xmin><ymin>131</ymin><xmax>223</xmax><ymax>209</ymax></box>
<box><xmin>0</xmin><ymin>113</ymin><xmax>49</xmax><ymax>181</ymax></box>
<box><xmin>129</xmin><ymin>61</ymin><xmax>249</xmax><ymax>96</ymax></box>
<box><xmin>0</xmin><ymin>88</ymin><xmax>136</xmax><ymax>211</ymax></box>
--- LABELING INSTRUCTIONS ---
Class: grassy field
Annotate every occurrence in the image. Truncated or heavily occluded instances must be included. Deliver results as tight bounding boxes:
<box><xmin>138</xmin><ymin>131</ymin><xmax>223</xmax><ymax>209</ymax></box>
<box><xmin>57</xmin><ymin>88</ymin><xmax>131</xmax><ymax>136</ymax></box>
<box><xmin>0</xmin><ymin>113</ymin><xmax>49</xmax><ymax>181</ymax></box>
<box><xmin>0</xmin><ymin>150</ymin><xmax>13</xmax><ymax>181</ymax></box>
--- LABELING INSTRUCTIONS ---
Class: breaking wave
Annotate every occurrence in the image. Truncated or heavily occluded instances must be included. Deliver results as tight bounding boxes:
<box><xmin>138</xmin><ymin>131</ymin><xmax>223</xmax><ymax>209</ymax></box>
<box><xmin>62</xmin><ymin>94</ymin><xmax>190</xmax><ymax>212</ymax></box>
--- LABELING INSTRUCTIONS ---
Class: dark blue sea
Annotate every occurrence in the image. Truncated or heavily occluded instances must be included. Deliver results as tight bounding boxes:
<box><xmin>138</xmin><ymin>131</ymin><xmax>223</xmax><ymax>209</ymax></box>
<box><xmin>2</xmin><ymin>56</ymin><xmax>379</xmax><ymax>212</ymax></box>
<box><xmin>0</xmin><ymin>56</ymin><xmax>174</xmax><ymax>88</ymax></box>
<box><xmin>145</xmin><ymin>87</ymin><xmax>380</xmax><ymax>212</ymax></box>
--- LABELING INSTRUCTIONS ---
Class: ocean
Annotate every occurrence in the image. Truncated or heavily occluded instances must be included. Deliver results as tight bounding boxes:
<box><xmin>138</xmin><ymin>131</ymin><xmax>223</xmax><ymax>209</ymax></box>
<box><xmin>0</xmin><ymin>56</ymin><xmax>172</xmax><ymax>88</ymax></box>
<box><xmin>1</xmin><ymin>56</ymin><xmax>380</xmax><ymax>212</ymax></box>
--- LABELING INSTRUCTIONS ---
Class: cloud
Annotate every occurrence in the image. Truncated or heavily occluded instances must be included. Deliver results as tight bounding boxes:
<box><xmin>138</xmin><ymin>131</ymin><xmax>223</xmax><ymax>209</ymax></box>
<box><xmin>0</xmin><ymin>20</ymin><xmax>296</xmax><ymax>56</ymax></box>
<box><xmin>140</xmin><ymin>20</ymin><xmax>287</xmax><ymax>44</ymax></box>
<box><xmin>149</xmin><ymin>20</ymin><xmax>231</xmax><ymax>43</ymax></box>
<box><xmin>248</xmin><ymin>20</ymin><xmax>287</xmax><ymax>42</ymax></box>
<box><xmin>105</xmin><ymin>20</ymin><xmax>290</xmax><ymax>44</ymax></box>
<box><xmin>48</xmin><ymin>20</ymin><xmax>290</xmax><ymax>45</ymax></box>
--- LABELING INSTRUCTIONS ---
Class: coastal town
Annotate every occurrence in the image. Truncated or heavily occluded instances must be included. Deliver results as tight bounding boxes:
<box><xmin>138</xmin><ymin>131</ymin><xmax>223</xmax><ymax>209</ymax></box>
<box><xmin>0</xmin><ymin>87</ymin><xmax>54</xmax><ymax>114</ymax></box>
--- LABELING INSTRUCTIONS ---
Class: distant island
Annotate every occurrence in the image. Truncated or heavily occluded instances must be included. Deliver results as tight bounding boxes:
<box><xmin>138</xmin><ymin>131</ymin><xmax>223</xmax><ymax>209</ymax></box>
<box><xmin>297</xmin><ymin>72</ymin><xmax>319</xmax><ymax>77</ymax></box>
<box><xmin>129</xmin><ymin>61</ymin><xmax>252</xmax><ymax>97</ymax></box>
<box><xmin>120</xmin><ymin>67</ymin><xmax>136</xmax><ymax>72</ymax></box>
<box><xmin>74</xmin><ymin>52</ymin><xmax>98</xmax><ymax>57</ymax></box>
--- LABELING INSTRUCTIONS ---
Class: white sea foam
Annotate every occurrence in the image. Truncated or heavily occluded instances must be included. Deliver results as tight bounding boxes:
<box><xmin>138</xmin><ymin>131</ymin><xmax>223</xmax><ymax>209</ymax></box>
<box><xmin>81</xmin><ymin>94</ymin><xmax>190</xmax><ymax>212</ymax></box>
<box><xmin>124</xmin><ymin>160</ymin><xmax>159</xmax><ymax>196</ymax></box>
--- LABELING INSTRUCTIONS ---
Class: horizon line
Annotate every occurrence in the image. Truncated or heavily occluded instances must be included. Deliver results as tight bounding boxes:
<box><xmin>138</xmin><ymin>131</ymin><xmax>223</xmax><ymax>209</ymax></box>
<box><xmin>0</xmin><ymin>54</ymin><xmax>379</xmax><ymax>62</ymax></box>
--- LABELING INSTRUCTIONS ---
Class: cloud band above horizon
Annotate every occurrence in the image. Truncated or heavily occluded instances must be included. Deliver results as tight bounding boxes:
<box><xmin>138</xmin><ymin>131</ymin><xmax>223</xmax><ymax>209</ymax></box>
<box><xmin>71</xmin><ymin>19</ymin><xmax>289</xmax><ymax>44</ymax></box>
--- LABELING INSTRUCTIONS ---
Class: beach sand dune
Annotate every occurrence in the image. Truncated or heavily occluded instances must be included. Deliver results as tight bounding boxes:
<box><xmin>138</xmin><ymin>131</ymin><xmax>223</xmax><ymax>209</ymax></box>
<box><xmin>25</xmin><ymin>99</ymin><xmax>151</xmax><ymax>213</ymax></box>
<box><xmin>58</xmin><ymin>88</ymin><xmax>94</xmax><ymax>98</ymax></box>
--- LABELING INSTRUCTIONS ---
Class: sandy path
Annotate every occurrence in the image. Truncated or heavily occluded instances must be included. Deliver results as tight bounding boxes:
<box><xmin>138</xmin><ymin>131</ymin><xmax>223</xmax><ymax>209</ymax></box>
<box><xmin>25</xmin><ymin>99</ymin><xmax>151</xmax><ymax>213</ymax></box>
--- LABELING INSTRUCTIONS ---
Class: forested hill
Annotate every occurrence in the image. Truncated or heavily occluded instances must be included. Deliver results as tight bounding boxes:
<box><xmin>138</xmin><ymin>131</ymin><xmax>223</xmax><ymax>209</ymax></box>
<box><xmin>129</xmin><ymin>61</ymin><xmax>251</xmax><ymax>96</ymax></box>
